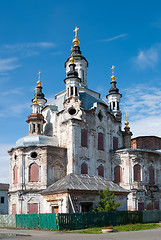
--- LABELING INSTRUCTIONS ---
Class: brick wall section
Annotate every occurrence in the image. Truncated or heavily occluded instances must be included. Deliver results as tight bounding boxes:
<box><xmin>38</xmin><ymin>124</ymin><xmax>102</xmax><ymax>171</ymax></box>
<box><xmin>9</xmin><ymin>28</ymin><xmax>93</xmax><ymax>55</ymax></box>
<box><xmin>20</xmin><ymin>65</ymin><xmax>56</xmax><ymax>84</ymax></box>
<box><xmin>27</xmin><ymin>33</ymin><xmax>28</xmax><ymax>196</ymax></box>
<box><xmin>131</xmin><ymin>136</ymin><xmax>161</xmax><ymax>150</ymax></box>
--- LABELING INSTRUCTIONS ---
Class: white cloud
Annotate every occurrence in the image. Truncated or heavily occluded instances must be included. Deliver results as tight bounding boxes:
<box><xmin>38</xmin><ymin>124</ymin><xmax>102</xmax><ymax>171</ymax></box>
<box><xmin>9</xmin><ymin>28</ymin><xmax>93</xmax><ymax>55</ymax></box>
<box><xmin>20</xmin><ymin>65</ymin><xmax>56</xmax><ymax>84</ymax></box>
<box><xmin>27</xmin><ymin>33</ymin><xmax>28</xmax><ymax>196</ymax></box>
<box><xmin>0</xmin><ymin>100</ymin><xmax>30</xmax><ymax>117</ymax></box>
<box><xmin>122</xmin><ymin>84</ymin><xmax>161</xmax><ymax>137</ymax></box>
<box><xmin>0</xmin><ymin>57</ymin><xmax>21</xmax><ymax>73</ymax></box>
<box><xmin>100</xmin><ymin>33</ymin><xmax>127</xmax><ymax>42</ymax></box>
<box><xmin>4</xmin><ymin>42</ymin><xmax>56</xmax><ymax>50</ymax></box>
<box><xmin>130</xmin><ymin>116</ymin><xmax>161</xmax><ymax>138</ymax></box>
<box><xmin>1</xmin><ymin>87</ymin><xmax>23</xmax><ymax>96</ymax></box>
<box><xmin>0</xmin><ymin>144</ymin><xmax>14</xmax><ymax>183</ymax></box>
<box><xmin>3</xmin><ymin>42</ymin><xmax>56</xmax><ymax>58</ymax></box>
<box><xmin>133</xmin><ymin>47</ymin><xmax>159</xmax><ymax>70</ymax></box>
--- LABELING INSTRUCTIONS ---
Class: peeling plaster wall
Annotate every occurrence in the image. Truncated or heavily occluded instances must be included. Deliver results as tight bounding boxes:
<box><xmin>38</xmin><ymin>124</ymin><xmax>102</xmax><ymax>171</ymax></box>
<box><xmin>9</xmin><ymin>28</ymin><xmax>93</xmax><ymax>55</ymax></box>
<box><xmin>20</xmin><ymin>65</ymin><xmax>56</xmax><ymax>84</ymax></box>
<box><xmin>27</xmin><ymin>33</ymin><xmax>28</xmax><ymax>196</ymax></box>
<box><xmin>112</xmin><ymin>150</ymin><xmax>161</xmax><ymax>210</ymax></box>
<box><xmin>8</xmin><ymin>146</ymin><xmax>66</xmax><ymax>214</ymax></box>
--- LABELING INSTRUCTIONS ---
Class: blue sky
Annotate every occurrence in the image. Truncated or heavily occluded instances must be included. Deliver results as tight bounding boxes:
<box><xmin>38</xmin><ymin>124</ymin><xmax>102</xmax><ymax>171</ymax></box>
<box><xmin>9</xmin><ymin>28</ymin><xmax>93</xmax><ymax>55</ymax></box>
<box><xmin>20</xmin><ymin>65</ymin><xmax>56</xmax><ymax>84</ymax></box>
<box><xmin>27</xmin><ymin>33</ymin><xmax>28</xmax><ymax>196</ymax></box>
<box><xmin>1</xmin><ymin>0</ymin><xmax>161</xmax><ymax>182</ymax></box>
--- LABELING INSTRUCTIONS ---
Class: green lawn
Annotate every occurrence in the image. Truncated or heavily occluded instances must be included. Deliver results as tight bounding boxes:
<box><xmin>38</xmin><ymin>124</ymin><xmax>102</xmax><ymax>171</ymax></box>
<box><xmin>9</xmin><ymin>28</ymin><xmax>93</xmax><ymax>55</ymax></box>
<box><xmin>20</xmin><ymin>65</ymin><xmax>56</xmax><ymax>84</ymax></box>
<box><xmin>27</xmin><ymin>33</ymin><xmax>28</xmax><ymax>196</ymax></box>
<box><xmin>65</xmin><ymin>223</ymin><xmax>161</xmax><ymax>234</ymax></box>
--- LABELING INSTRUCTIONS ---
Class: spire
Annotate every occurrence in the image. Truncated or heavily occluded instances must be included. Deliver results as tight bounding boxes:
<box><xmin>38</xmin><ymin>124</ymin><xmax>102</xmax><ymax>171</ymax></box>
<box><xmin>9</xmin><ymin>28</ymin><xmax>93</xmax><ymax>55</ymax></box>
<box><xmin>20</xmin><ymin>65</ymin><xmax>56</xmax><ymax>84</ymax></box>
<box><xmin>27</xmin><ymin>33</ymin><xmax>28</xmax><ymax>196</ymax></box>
<box><xmin>106</xmin><ymin>66</ymin><xmax>122</xmax><ymax>121</ymax></box>
<box><xmin>37</xmin><ymin>71</ymin><xmax>42</xmax><ymax>86</ymax></box>
<box><xmin>123</xmin><ymin>113</ymin><xmax>132</xmax><ymax>148</ymax></box>
<box><xmin>111</xmin><ymin>65</ymin><xmax>116</xmax><ymax>81</ymax></box>
<box><xmin>32</xmin><ymin>72</ymin><xmax>47</xmax><ymax>107</ymax></box>
<box><xmin>108</xmin><ymin>65</ymin><xmax>119</xmax><ymax>94</ymax></box>
<box><xmin>65</xmin><ymin>27</ymin><xmax>88</xmax><ymax>88</ymax></box>
<box><xmin>73</xmin><ymin>27</ymin><xmax>80</xmax><ymax>47</ymax></box>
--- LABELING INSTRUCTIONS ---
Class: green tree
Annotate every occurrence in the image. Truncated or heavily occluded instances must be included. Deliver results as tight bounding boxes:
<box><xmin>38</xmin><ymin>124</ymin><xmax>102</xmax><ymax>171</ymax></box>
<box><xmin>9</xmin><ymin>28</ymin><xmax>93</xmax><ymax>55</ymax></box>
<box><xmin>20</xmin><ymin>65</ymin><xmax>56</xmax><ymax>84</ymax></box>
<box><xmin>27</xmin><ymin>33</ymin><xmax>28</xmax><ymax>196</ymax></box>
<box><xmin>93</xmin><ymin>186</ymin><xmax>121</xmax><ymax>211</ymax></box>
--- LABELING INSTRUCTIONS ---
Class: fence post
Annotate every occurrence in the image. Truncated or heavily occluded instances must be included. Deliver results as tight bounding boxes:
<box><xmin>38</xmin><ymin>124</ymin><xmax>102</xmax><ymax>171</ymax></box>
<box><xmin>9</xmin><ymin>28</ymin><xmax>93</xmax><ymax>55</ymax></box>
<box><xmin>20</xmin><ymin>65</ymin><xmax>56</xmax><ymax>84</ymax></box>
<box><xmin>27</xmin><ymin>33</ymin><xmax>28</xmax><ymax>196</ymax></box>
<box><xmin>56</xmin><ymin>213</ymin><xmax>59</xmax><ymax>230</ymax></box>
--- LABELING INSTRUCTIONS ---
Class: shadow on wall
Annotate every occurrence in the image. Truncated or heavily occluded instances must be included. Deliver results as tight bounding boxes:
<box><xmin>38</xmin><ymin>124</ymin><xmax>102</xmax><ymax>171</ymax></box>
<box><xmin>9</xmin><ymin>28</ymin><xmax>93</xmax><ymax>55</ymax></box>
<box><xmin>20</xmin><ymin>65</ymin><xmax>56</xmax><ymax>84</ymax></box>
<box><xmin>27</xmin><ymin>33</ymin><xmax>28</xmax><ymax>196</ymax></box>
<box><xmin>44</xmin><ymin>110</ymin><xmax>53</xmax><ymax>136</ymax></box>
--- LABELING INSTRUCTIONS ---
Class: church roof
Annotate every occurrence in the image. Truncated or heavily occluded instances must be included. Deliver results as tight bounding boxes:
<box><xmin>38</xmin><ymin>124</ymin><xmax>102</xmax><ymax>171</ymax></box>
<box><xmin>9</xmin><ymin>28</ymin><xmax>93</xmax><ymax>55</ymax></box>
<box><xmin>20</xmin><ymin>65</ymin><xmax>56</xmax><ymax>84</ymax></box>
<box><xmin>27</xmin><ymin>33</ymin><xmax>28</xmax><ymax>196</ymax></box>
<box><xmin>16</xmin><ymin>134</ymin><xmax>59</xmax><ymax>148</ymax></box>
<box><xmin>42</xmin><ymin>174</ymin><xmax>129</xmax><ymax>195</ymax></box>
<box><xmin>46</xmin><ymin>88</ymin><xmax>108</xmax><ymax>113</ymax></box>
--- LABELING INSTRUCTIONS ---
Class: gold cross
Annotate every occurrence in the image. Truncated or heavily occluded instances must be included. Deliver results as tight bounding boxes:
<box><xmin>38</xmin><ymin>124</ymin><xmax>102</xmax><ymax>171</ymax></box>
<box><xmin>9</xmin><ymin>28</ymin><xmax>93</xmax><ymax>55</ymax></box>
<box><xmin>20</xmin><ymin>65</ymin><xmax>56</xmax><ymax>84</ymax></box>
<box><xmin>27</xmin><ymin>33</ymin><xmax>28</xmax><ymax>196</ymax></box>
<box><xmin>38</xmin><ymin>71</ymin><xmax>41</xmax><ymax>80</ymax></box>
<box><xmin>73</xmin><ymin>27</ymin><xmax>79</xmax><ymax>37</ymax></box>
<box><xmin>111</xmin><ymin>65</ymin><xmax>115</xmax><ymax>75</ymax></box>
<box><xmin>125</xmin><ymin>113</ymin><xmax>128</xmax><ymax>121</ymax></box>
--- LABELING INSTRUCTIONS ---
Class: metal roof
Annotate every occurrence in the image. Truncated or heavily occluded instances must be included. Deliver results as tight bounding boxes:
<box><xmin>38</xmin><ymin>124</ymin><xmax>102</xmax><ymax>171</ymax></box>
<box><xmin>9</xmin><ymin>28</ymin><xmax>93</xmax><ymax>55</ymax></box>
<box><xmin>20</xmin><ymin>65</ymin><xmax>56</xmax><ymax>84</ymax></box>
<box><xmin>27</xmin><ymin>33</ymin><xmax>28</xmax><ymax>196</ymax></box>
<box><xmin>16</xmin><ymin>134</ymin><xmax>59</xmax><ymax>148</ymax></box>
<box><xmin>42</xmin><ymin>174</ymin><xmax>129</xmax><ymax>195</ymax></box>
<box><xmin>0</xmin><ymin>183</ymin><xmax>9</xmax><ymax>191</ymax></box>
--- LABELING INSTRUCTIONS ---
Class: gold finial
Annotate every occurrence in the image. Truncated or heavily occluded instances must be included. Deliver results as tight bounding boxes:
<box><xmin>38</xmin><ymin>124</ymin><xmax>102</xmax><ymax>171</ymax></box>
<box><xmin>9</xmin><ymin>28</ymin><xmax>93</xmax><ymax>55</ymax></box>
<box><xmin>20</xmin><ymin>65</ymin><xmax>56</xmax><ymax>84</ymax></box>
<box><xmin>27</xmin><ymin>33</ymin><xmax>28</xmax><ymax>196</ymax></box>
<box><xmin>37</xmin><ymin>71</ymin><xmax>42</xmax><ymax>86</ymax></box>
<box><xmin>125</xmin><ymin>113</ymin><xmax>129</xmax><ymax>128</ymax></box>
<box><xmin>70</xmin><ymin>46</ymin><xmax>75</xmax><ymax>64</ymax></box>
<box><xmin>110</xmin><ymin>65</ymin><xmax>116</xmax><ymax>81</ymax></box>
<box><xmin>33</xmin><ymin>88</ymin><xmax>39</xmax><ymax>104</ymax></box>
<box><xmin>73</xmin><ymin>26</ymin><xmax>80</xmax><ymax>46</ymax></box>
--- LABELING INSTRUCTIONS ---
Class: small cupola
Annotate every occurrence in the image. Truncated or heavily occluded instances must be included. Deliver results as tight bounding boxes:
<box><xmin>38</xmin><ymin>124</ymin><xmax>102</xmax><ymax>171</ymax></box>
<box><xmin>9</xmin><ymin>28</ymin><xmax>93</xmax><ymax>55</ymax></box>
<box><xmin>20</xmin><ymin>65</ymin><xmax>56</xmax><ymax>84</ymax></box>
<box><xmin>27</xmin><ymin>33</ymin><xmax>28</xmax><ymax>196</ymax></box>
<box><xmin>27</xmin><ymin>80</ymin><xmax>45</xmax><ymax>135</ymax></box>
<box><xmin>32</xmin><ymin>71</ymin><xmax>47</xmax><ymax>108</ymax></box>
<box><xmin>123</xmin><ymin>113</ymin><xmax>133</xmax><ymax>148</ymax></box>
<box><xmin>65</xmin><ymin>27</ymin><xmax>88</xmax><ymax>88</ymax></box>
<box><xmin>106</xmin><ymin>66</ymin><xmax>122</xmax><ymax>121</ymax></box>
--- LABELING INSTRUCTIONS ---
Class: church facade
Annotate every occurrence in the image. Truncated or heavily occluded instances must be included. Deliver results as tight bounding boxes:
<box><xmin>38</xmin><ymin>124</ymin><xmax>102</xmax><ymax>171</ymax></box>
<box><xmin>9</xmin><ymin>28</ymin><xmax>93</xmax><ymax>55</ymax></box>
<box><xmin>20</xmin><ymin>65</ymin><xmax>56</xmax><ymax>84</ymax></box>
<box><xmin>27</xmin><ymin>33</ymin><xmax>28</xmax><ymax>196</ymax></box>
<box><xmin>8</xmin><ymin>28</ymin><xmax>161</xmax><ymax>214</ymax></box>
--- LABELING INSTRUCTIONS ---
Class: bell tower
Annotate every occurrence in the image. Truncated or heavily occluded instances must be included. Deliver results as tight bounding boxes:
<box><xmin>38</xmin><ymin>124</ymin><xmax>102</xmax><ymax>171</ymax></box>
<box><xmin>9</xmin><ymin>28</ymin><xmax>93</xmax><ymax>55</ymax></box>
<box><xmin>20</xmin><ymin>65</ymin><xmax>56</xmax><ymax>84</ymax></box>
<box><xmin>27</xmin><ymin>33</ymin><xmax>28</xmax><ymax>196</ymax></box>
<box><xmin>106</xmin><ymin>66</ymin><xmax>122</xmax><ymax>121</ymax></box>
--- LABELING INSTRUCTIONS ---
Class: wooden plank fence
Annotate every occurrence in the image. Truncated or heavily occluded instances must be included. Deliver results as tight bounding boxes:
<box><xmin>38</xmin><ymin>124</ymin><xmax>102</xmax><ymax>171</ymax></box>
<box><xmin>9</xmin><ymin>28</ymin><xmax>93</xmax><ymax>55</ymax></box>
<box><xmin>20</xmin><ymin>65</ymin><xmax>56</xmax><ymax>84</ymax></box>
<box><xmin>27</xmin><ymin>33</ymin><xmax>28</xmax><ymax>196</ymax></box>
<box><xmin>0</xmin><ymin>210</ymin><xmax>161</xmax><ymax>230</ymax></box>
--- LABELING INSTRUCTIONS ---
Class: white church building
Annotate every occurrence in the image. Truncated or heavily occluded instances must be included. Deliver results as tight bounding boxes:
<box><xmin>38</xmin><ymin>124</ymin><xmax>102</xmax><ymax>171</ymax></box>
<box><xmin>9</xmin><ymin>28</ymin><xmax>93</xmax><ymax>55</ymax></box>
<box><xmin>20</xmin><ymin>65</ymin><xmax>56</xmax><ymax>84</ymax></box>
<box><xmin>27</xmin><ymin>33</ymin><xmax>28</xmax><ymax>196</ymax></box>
<box><xmin>8</xmin><ymin>28</ymin><xmax>161</xmax><ymax>214</ymax></box>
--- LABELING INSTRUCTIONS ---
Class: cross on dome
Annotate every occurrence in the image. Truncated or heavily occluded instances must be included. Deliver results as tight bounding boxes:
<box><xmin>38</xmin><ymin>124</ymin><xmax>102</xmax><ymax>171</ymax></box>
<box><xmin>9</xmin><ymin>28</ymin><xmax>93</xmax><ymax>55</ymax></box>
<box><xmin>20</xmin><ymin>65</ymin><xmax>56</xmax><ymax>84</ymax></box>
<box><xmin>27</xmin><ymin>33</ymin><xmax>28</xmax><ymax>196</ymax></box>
<box><xmin>37</xmin><ymin>71</ymin><xmax>42</xmax><ymax>86</ymax></box>
<box><xmin>73</xmin><ymin>27</ymin><xmax>79</xmax><ymax>37</ymax></box>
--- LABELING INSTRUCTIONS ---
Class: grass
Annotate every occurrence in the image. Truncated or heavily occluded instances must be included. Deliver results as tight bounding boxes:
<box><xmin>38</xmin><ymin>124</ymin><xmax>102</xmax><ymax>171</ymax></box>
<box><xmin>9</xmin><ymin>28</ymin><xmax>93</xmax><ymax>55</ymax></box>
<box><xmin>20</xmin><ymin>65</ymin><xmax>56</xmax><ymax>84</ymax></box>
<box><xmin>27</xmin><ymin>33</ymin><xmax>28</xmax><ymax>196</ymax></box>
<box><xmin>64</xmin><ymin>223</ymin><xmax>161</xmax><ymax>234</ymax></box>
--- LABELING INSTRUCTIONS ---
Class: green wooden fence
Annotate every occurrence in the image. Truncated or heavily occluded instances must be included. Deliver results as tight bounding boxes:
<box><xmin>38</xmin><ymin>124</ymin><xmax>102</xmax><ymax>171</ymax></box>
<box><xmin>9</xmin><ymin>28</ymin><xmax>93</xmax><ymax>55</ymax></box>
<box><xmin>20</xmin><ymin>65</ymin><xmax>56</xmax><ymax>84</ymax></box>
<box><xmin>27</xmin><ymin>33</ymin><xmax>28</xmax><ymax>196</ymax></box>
<box><xmin>16</xmin><ymin>213</ymin><xmax>57</xmax><ymax>230</ymax></box>
<box><xmin>58</xmin><ymin>211</ymin><xmax>143</xmax><ymax>230</ymax></box>
<box><xmin>1</xmin><ymin>211</ymin><xmax>161</xmax><ymax>230</ymax></box>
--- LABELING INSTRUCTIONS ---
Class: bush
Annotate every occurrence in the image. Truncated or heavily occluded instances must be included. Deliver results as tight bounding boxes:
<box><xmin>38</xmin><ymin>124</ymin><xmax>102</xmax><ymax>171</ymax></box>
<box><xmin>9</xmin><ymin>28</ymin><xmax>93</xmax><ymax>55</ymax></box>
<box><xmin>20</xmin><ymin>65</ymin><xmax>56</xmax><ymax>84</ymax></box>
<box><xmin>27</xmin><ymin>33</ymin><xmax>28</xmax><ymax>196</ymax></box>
<box><xmin>93</xmin><ymin>186</ymin><xmax>121</xmax><ymax>211</ymax></box>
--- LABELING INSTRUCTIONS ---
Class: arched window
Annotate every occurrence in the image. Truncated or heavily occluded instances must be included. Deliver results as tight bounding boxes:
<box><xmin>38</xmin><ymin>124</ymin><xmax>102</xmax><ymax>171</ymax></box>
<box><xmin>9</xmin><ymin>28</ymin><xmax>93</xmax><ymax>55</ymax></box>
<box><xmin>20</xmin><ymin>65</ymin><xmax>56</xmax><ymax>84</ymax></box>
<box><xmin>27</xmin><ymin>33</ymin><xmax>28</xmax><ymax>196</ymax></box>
<box><xmin>81</xmin><ymin>129</ymin><xmax>88</xmax><ymax>147</ymax></box>
<box><xmin>29</xmin><ymin>163</ymin><xmax>39</xmax><ymax>182</ymax></box>
<box><xmin>81</xmin><ymin>162</ymin><xmax>88</xmax><ymax>174</ymax></box>
<box><xmin>134</xmin><ymin>164</ymin><xmax>141</xmax><ymax>181</ymax></box>
<box><xmin>98</xmin><ymin>133</ymin><xmax>104</xmax><ymax>150</ymax></box>
<box><xmin>13</xmin><ymin>165</ymin><xmax>18</xmax><ymax>184</ymax></box>
<box><xmin>98</xmin><ymin>165</ymin><xmax>104</xmax><ymax>177</ymax></box>
<box><xmin>149</xmin><ymin>165</ymin><xmax>155</xmax><ymax>184</ymax></box>
<box><xmin>114</xmin><ymin>166</ymin><xmax>122</xmax><ymax>183</ymax></box>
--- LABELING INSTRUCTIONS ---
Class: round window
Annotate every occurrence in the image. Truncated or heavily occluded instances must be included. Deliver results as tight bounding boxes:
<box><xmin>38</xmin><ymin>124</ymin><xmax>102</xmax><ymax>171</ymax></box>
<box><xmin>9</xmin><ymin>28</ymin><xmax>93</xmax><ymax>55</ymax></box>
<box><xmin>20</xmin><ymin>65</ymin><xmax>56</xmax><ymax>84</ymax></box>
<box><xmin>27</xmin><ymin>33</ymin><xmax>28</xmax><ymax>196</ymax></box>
<box><xmin>68</xmin><ymin>108</ymin><xmax>76</xmax><ymax>115</ymax></box>
<box><xmin>31</xmin><ymin>152</ymin><xmax>37</xmax><ymax>158</ymax></box>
